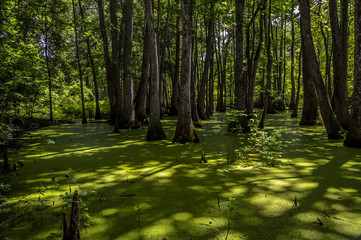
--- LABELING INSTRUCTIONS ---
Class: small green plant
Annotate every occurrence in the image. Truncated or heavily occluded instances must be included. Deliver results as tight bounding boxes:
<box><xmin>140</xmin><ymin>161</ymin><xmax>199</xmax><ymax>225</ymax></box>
<box><xmin>225</xmin><ymin>110</ymin><xmax>258</xmax><ymax>132</ymax></box>
<box><xmin>220</xmin><ymin>197</ymin><xmax>236</xmax><ymax>240</ymax></box>
<box><xmin>235</xmin><ymin>129</ymin><xmax>289</xmax><ymax>167</ymax></box>
<box><xmin>0</xmin><ymin>123</ymin><xmax>12</xmax><ymax>140</ymax></box>
<box><xmin>0</xmin><ymin>183</ymin><xmax>11</xmax><ymax>196</ymax></box>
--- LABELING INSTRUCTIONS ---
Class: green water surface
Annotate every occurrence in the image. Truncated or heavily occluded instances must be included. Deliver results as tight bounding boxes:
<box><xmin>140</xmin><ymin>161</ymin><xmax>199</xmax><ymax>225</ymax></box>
<box><xmin>1</xmin><ymin>111</ymin><xmax>361</xmax><ymax>240</ymax></box>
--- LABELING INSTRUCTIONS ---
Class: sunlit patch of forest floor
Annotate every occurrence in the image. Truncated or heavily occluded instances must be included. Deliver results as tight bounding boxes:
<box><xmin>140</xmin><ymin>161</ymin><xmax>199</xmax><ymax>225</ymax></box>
<box><xmin>1</xmin><ymin>111</ymin><xmax>361</xmax><ymax>240</ymax></box>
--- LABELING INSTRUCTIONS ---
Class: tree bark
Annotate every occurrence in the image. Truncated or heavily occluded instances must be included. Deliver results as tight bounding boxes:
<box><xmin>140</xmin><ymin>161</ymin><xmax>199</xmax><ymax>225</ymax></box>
<box><xmin>234</xmin><ymin>0</ymin><xmax>246</xmax><ymax>111</ymax></box>
<box><xmin>344</xmin><ymin>1</ymin><xmax>361</xmax><ymax>147</ymax></box>
<box><xmin>145</xmin><ymin>0</ymin><xmax>166</xmax><ymax>141</ymax></box>
<box><xmin>44</xmin><ymin>8</ymin><xmax>53</xmax><ymax>122</ymax></box>
<box><xmin>97</xmin><ymin>0</ymin><xmax>117</xmax><ymax>125</ymax></box>
<box><xmin>119</xmin><ymin>0</ymin><xmax>138</xmax><ymax>129</ymax></box>
<box><xmin>247</xmin><ymin>0</ymin><xmax>264</xmax><ymax>115</ymax></box>
<box><xmin>135</xmin><ymin>24</ymin><xmax>150</xmax><ymax>123</ymax></box>
<box><xmin>78</xmin><ymin>0</ymin><xmax>101</xmax><ymax>120</ymax></box>
<box><xmin>191</xmin><ymin>19</ymin><xmax>200</xmax><ymax>125</ymax></box>
<box><xmin>300</xmin><ymin>37</ymin><xmax>318</xmax><ymax>125</ymax></box>
<box><xmin>291</xmin><ymin>51</ymin><xmax>302</xmax><ymax>117</ymax></box>
<box><xmin>72</xmin><ymin>0</ymin><xmax>87</xmax><ymax>124</ymax></box>
<box><xmin>216</xmin><ymin>25</ymin><xmax>225</xmax><ymax>112</ymax></box>
<box><xmin>299</xmin><ymin>0</ymin><xmax>342</xmax><ymax>139</ymax></box>
<box><xmin>197</xmin><ymin>1</ymin><xmax>215</xmax><ymax>120</ymax></box>
<box><xmin>173</xmin><ymin>0</ymin><xmax>199</xmax><ymax>144</ymax></box>
<box><xmin>258</xmin><ymin>0</ymin><xmax>272</xmax><ymax>129</ymax></box>
<box><xmin>169</xmin><ymin>0</ymin><xmax>181</xmax><ymax>116</ymax></box>
<box><xmin>290</xmin><ymin>2</ymin><xmax>296</xmax><ymax>110</ymax></box>
<box><xmin>208</xmin><ymin>51</ymin><xmax>215</xmax><ymax>116</ymax></box>
<box><xmin>329</xmin><ymin>0</ymin><xmax>349</xmax><ymax>129</ymax></box>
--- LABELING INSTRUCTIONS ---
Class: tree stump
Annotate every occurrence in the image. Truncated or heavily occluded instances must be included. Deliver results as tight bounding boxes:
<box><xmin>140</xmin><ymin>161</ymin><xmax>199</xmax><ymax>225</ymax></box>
<box><xmin>63</xmin><ymin>190</ymin><xmax>81</xmax><ymax>240</ymax></box>
<box><xmin>0</xmin><ymin>142</ymin><xmax>10</xmax><ymax>173</ymax></box>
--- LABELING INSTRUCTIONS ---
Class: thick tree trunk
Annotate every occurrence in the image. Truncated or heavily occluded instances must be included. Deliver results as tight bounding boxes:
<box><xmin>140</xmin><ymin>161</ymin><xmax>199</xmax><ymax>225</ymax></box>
<box><xmin>72</xmin><ymin>0</ymin><xmax>87</xmax><ymax>124</ymax></box>
<box><xmin>119</xmin><ymin>0</ymin><xmax>138</xmax><ymax>129</ymax></box>
<box><xmin>300</xmin><ymin>38</ymin><xmax>318</xmax><ymax>125</ymax></box>
<box><xmin>110</xmin><ymin>0</ymin><xmax>123</xmax><ymax>131</ymax></box>
<box><xmin>259</xmin><ymin>0</ymin><xmax>272</xmax><ymax>129</ymax></box>
<box><xmin>234</xmin><ymin>0</ymin><xmax>246</xmax><ymax>111</ymax></box>
<box><xmin>145</xmin><ymin>0</ymin><xmax>166</xmax><ymax>141</ymax></box>
<box><xmin>344</xmin><ymin>1</ymin><xmax>361</xmax><ymax>147</ymax></box>
<box><xmin>173</xmin><ymin>0</ymin><xmax>199</xmax><ymax>144</ymax></box>
<box><xmin>228</xmin><ymin>0</ymin><xmax>246</xmax><ymax>132</ymax></box>
<box><xmin>169</xmin><ymin>0</ymin><xmax>181</xmax><ymax>116</ymax></box>
<box><xmin>329</xmin><ymin>0</ymin><xmax>349</xmax><ymax>129</ymax></box>
<box><xmin>299</xmin><ymin>0</ymin><xmax>342</xmax><ymax>139</ymax></box>
<box><xmin>135</xmin><ymin>24</ymin><xmax>150</xmax><ymax>123</ymax></box>
<box><xmin>197</xmin><ymin>1</ymin><xmax>214</xmax><ymax>120</ymax></box>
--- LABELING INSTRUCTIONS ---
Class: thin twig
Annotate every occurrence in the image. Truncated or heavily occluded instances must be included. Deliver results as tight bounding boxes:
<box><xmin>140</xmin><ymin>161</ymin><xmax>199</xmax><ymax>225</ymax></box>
<box><xmin>66</xmin><ymin>173</ymin><xmax>82</xmax><ymax>189</ymax></box>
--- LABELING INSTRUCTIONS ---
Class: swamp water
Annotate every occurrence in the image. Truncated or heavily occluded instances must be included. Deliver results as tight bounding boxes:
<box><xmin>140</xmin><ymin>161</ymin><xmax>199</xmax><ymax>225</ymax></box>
<box><xmin>1</xmin><ymin>111</ymin><xmax>361</xmax><ymax>240</ymax></box>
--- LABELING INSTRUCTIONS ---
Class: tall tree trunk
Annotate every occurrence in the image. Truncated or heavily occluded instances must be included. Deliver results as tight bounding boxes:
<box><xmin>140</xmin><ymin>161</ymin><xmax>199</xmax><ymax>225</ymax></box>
<box><xmin>344</xmin><ymin>0</ymin><xmax>361</xmax><ymax>147</ymax></box>
<box><xmin>191</xmin><ymin>19</ymin><xmax>200</xmax><ymax>125</ymax></box>
<box><xmin>276</xmin><ymin>15</ymin><xmax>286</xmax><ymax>111</ymax></box>
<box><xmin>221</xmin><ymin>35</ymin><xmax>230</xmax><ymax>113</ymax></box>
<box><xmin>216</xmin><ymin>25</ymin><xmax>225</xmax><ymax>112</ymax></box>
<box><xmin>135</xmin><ymin>24</ymin><xmax>150</xmax><ymax>123</ymax></box>
<box><xmin>260</xmin><ymin>61</ymin><xmax>265</xmax><ymax>108</ymax></box>
<box><xmin>173</xmin><ymin>0</ymin><xmax>199</xmax><ymax>143</ymax></box>
<box><xmin>120</xmin><ymin>0</ymin><xmax>138</xmax><ymax>129</ymax></box>
<box><xmin>97</xmin><ymin>0</ymin><xmax>117</xmax><ymax>124</ymax></box>
<box><xmin>44</xmin><ymin>8</ymin><xmax>53</xmax><ymax>122</ymax></box>
<box><xmin>197</xmin><ymin>1</ymin><xmax>214</xmax><ymax>120</ymax></box>
<box><xmin>72</xmin><ymin>0</ymin><xmax>87</xmax><ymax>124</ymax></box>
<box><xmin>208</xmin><ymin>49</ymin><xmax>215</xmax><ymax>115</ymax></box>
<box><xmin>319</xmin><ymin>17</ymin><xmax>332</xmax><ymax>99</ymax></box>
<box><xmin>159</xmin><ymin>0</ymin><xmax>171</xmax><ymax>114</ymax></box>
<box><xmin>259</xmin><ymin>0</ymin><xmax>271</xmax><ymax>129</ymax></box>
<box><xmin>299</xmin><ymin>0</ymin><xmax>342</xmax><ymax>139</ymax></box>
<box><xmin>169</xmin><ymin>0</ymin><xmax>181</xmax><ymax>116</ymax></box>
<box><xmin>234</xmin><ymin>0</ymin><xmax>246</xmax><ymax>111</ymax></box>
<box><xmin>78</xmin><ymin>0</ymin><xmax>101</xmax><ymax>120</ymax></box>
<box><xmin>300</xmin><ymin>37</ymin><xmax>318</xmax><ymax>125</ymax></box>
<box><xmin>291</xmin><ymin>51</ymin><xmax>302</xmax><ymax>117</ymax></box>
<box><xmin>145</xmin><ymin>0</ymin><xmax>166</xmax><ymax>140</ymax></box>
<box><xmin>110</xmin><ymin>0</ymin><xmax>123</xmax><ymax>131</ymax></box>
<box><xmin>290</xmin><ymin>1</ymin><xmax>296</xmax><ymax>110</ymax></box>
<box><xmin>329</xmin><ymin>0</ymin><xmax>349</xmax><ymax>129</ymax></box>
<box><xmin>228</xmin><ymin>0</ymin><xmax>246</xmax><ymax>132</ymax></box>
<box><xmin>247</xmin><ymin>0</ymin><xmax>264</xmax><ymax>115</ymax></box>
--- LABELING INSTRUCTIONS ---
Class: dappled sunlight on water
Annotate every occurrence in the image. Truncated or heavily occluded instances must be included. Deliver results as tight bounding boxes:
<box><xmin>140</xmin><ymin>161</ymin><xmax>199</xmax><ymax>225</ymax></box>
<box><xmin>2</xmin><ymin>111</ymin><xmax>361</xmax><ymax>240</ymax></box>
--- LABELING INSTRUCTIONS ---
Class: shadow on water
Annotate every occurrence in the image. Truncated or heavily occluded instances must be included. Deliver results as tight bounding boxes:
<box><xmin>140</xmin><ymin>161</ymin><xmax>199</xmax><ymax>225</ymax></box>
<box><xmin>1</xmin><ymin>110</ymin><xmax>361</xmax><ymax>240</ymax></box>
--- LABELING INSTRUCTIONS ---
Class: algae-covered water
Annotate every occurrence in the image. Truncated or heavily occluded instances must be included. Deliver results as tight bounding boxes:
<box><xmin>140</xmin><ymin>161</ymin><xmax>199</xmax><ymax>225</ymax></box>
<box><xmin>1</xmin><ymin>111</ymin><xmax>361</xmax><ymax>240</ymax></box>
